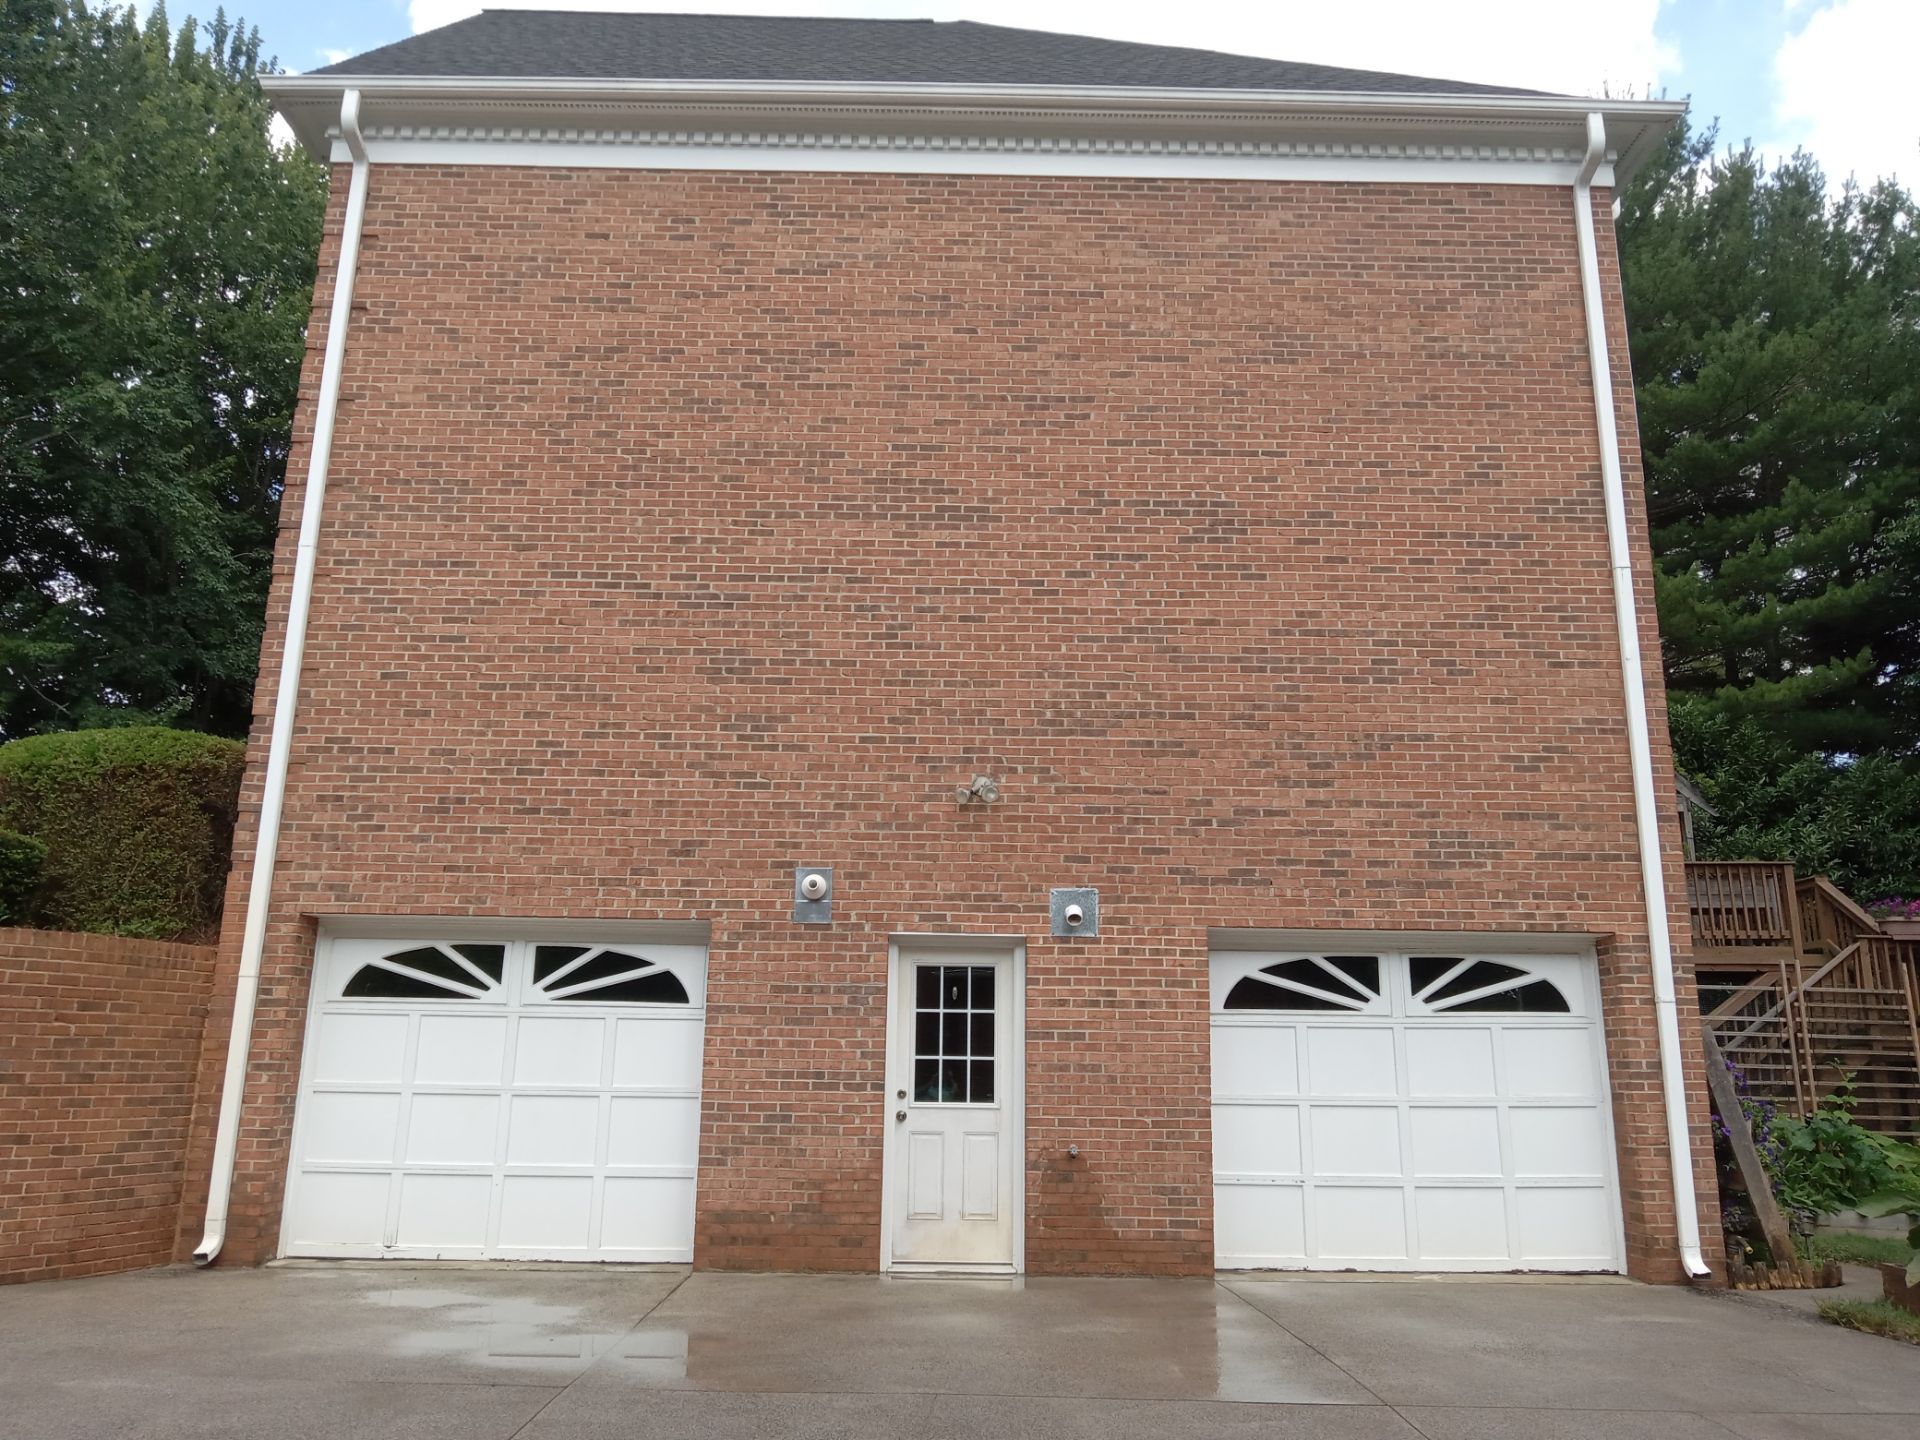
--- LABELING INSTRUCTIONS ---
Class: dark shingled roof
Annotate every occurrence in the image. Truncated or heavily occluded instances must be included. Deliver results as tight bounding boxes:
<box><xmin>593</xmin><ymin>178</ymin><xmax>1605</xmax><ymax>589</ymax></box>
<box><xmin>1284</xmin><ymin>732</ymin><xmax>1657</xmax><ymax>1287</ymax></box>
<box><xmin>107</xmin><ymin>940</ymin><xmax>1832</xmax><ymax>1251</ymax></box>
<box><xmin>310</xmin><ymin>11</ymin><xmax>1549</xmax><ymax>97</ymax></box>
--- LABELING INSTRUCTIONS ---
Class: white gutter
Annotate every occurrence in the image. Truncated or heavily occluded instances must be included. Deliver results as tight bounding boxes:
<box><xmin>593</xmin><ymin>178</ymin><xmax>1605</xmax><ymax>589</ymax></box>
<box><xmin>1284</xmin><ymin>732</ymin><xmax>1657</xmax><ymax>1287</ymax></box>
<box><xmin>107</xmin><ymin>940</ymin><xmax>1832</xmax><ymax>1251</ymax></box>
<box><xmin>1573</xmin><ymin>111</ymin><xmax>1711</xmax><ymax>1281</ymax></box>
<box><xmin>194</xmin><ymin>88</ymin><xmax>371</xmax><ymax>1267</ymax></box>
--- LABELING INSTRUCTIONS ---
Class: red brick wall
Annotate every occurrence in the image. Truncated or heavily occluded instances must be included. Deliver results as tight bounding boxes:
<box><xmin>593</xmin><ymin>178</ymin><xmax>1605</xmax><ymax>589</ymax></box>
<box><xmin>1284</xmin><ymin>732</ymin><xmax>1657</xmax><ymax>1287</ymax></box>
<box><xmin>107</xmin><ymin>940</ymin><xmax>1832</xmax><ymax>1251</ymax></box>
<box><xmin>1</xmin><ymin>927</ymin><xmax>216</xmax><ymax>1283</ymax></box>
<box><xmin>181</xmin><ymin>165</ymin><xmax>1720</xmax><ymax>1280</ymax></box>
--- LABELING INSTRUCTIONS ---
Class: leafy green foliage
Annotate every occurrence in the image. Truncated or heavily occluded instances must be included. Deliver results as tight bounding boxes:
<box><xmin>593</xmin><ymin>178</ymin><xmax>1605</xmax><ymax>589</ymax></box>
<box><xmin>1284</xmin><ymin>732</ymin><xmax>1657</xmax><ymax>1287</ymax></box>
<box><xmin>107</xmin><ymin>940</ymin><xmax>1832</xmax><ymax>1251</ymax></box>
<box><xmin>0</xmin><ymin>726</ymin><xmax>244</xmax><ymax>938</ymax></box>
<box><xmin>1618</xmin><ymin>122</ymin><xmax>1920</xmax><ymax>759</ymax></box>
<box><xmin>0</xmin><ymin>1</ymin><xmax>325</xmax><ymax>739</ymax></box>
<box><xmin>0</xmin><ymin>827</ymin><xmax>47</xmax><ymax>922</ymax></box>
<box><xmin>1672</xmin><ymin>696</ymin><xmax>1920</xmax><ymax>897</ymax></box>
<box><xmin>1761</xmin><ymin>1082</ymin><xmax>1920</xmax><ymax>1232</ymax></box>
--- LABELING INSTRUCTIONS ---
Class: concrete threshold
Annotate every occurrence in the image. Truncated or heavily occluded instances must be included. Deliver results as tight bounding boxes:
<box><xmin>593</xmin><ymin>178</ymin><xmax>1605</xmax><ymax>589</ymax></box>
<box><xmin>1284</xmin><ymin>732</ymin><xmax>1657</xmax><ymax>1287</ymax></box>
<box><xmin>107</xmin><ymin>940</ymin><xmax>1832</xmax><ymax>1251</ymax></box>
<box><xmin>1221</xmin><ymin>1282</ymin><xmax>1643</xmax><ymax>1290</ymax></box>
<box><xmin>266</xmin><ymin>1258</ymin><xmax>692</xmax><ymax>1274</ymax></box>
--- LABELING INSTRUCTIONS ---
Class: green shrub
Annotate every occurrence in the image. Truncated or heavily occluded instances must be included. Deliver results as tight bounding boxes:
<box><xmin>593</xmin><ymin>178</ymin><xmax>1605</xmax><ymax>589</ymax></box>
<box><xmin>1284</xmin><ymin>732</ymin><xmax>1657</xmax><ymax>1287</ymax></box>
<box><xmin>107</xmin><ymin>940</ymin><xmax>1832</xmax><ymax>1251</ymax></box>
<box><xmin>0</xmin><ymin>828</ymin><xmax>47</xmax><ymax>923</ymax></box>
<box><xmin>1764</xmin><ymin>1084</ymin><xmax>1920</xmax><ymax>1217</ymax></box>
<box><xmin>0</xmin><ymin>727</ymin><xmax>246</xmax><ymax>940</ymax></box>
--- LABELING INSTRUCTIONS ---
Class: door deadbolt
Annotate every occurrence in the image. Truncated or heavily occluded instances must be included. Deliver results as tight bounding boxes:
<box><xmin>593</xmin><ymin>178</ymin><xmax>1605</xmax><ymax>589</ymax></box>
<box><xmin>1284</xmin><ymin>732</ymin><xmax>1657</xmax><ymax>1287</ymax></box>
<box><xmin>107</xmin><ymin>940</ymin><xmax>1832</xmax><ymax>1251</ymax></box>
<box><xmin>896</xmin><ymin>1089</ymin><xmax>906</xmax><ymax>1099</ymax></box>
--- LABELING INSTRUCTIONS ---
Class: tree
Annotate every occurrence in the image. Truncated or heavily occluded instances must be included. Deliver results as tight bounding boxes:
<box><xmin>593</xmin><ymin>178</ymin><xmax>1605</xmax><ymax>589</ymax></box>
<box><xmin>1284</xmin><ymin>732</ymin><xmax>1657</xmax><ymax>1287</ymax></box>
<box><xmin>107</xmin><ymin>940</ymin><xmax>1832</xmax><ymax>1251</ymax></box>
<box><xmin>0</xmin><ymin>0</ymin><xmax>325</xmax><ymax>738</ymax></box>
<box><xmin>1672</xmin><ymin>696</ymin><xmax>1920</xmax><ymax>900</ymax></box>
<box><xmin>1617</xmin><ymin>121</ymin><xmax>1920</xmax><ymax>760</ymax></box>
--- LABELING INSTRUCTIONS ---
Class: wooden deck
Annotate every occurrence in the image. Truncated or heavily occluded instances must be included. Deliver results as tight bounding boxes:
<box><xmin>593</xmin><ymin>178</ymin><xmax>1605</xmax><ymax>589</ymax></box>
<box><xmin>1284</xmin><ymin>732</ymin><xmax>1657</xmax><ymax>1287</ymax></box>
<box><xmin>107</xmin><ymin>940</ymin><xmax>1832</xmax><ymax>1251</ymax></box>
<box><xmin>1688</xmin><ymin>860</ymin><xmax>1920</xmax><ymax>1139</ymax></box>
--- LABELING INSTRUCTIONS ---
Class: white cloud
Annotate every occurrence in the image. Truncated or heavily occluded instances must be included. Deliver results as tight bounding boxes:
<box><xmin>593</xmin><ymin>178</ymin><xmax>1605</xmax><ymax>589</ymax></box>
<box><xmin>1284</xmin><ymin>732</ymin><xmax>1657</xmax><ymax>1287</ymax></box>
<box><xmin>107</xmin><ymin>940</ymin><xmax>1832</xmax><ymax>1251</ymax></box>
<box><xmin>1767</xmin><ymin>0</ymin><xmax>1917</xmax><ymax>186</ymax></box>
<box><xmin>321</xmin><ymin>48</ymin><xmax>351</xmax><ymax>65</ymax></box>
<box><xmin>407</xmin><ymin>0</ymin><xmax>1679</xmax><ymax>99</ymax></box>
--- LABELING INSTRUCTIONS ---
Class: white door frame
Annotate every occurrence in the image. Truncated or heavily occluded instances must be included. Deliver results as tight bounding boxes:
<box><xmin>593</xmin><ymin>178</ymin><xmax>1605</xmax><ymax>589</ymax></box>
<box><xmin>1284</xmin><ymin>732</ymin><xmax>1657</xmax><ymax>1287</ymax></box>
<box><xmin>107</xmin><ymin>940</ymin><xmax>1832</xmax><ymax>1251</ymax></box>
<box><xmin>879</xmin><ymin>934</ymin><xmax>1026</xmax><ymax>1275</ymax></box>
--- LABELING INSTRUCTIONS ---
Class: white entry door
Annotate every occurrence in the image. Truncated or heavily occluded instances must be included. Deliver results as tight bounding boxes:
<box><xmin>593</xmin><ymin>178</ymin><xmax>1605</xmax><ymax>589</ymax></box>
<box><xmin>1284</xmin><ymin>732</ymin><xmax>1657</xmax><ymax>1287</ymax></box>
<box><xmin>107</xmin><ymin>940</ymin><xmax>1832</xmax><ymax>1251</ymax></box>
<box><xmin>885</xmin><ymin>946</ymin><xmax>1020</xmax><ymax>1271</ymax></box>
<box><xmin>1211</xmin><ymin>946</ymin><xmax>1623</xmax><ymax>1273</ymax></box>
<box><xmin>283</xmin><ymin>933</ymin><xmax>705</xmax><ymax>1262</ymax></box>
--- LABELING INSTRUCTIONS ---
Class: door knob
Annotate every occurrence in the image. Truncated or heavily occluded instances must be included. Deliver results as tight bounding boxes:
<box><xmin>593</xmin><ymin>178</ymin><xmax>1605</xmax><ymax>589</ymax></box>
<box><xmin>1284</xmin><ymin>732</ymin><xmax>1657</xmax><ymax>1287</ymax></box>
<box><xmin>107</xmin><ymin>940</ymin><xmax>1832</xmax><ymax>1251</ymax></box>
<box><xmin>895</xmin><ymin>1110</ymin><xmax>906</xmax><ymax>1121</ymax></box>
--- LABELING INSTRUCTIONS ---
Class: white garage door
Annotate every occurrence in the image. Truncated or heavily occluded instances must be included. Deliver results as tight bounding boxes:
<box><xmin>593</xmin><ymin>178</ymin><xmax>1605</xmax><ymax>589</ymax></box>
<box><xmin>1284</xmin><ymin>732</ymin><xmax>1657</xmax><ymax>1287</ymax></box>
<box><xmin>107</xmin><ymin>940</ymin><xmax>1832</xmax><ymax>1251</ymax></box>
<box><xmin>283</xmin><ymin>935</ymin><xmax>705</xmax><ymax>1261</ymax></box>
<box><xmin>1211</xmin><ymin>947</ymin><xmax>1622</xmax><ymax>1272</ymax></box>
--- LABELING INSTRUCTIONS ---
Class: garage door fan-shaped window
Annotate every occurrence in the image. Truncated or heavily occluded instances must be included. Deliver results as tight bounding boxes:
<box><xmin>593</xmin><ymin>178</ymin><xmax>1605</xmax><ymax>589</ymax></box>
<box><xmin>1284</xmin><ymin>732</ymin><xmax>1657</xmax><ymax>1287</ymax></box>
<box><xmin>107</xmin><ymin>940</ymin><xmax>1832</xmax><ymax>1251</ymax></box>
<box><xmin>533</xmin><ymin>945</ymin><xmax>690</xmax><ymax>1004</ymax></box>
<box><xmin>1223</xmin><ymin>954</ymin><xmax>1381</xmax><ymax>1011</ymax></box>
<box><xmin>1409</xmin><ymin>956</ymin><xmax>1569</xmax><ymax>1013</ymax></box>
<box><xmin>342</xmin><ymin>943</ymin><xmax>505</xmax><ymax>999</ymax></box>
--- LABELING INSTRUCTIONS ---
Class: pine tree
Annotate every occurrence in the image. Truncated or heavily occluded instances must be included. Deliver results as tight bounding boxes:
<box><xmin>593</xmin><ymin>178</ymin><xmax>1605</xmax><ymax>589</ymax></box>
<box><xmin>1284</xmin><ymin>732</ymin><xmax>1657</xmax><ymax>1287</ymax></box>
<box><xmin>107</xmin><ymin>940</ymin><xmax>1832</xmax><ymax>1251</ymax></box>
<box><xmin>1618</xmin><ymin>121</ymin><xmax>1920</xmax><ymax>759</ymax></box>
<box><xmin>0</xmin><ymin>0</ymin><xmax>326</xmax><ymax>737</ymax></box>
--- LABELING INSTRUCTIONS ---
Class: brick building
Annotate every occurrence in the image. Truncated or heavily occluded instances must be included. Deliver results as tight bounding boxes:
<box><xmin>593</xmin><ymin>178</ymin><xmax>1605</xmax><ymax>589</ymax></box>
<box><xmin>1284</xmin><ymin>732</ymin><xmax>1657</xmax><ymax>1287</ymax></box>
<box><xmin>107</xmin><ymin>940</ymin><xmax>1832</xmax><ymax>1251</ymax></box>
<box><xmin>183</xmin><ymin>12</ymin><xmax>1714</xmax><ymax>1282</ymax></box>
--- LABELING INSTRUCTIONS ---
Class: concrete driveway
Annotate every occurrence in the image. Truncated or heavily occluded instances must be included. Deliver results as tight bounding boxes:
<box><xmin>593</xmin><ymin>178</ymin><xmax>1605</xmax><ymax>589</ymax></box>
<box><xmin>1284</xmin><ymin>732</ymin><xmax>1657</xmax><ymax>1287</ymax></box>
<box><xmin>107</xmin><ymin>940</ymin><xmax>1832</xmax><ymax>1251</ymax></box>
<box><xmin>0</xmin><ymin>1266</ymin><xmax>1915</xmax><ymax>1439</ymax></box>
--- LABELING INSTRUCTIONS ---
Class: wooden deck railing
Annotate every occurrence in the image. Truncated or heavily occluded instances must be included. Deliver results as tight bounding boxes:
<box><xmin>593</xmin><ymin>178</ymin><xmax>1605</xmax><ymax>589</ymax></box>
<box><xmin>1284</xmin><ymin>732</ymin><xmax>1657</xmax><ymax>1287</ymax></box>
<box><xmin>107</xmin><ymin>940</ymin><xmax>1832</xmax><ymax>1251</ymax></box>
<box><xmin>1686</xmin><ymin>860</ymin><xmax>1799</xmax><ymax>952</ymax></box>
<box><xmin>1690</xmin><ymin>860</ymin><xmax>1920</xmax><ymax>1139</ymax></box>
<box><xmin>1797</xmin><ymin>874</ymin><xmax>1882</xmax><ymax>956</ymax></box>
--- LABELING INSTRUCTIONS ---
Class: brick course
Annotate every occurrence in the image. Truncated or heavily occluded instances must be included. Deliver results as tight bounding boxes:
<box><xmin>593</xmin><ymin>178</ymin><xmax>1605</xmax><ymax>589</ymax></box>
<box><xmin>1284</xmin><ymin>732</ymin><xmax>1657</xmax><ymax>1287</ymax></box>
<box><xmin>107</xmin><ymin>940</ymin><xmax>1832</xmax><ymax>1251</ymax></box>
<box><xmin>1</xmin><ymin>927</ymin><xmax>216</xmax><ymax>1283</ymax></box>
<box><xmin>178</xmin><ymin>165</ymin><xmax>1721</xmax><ymax>1280</ymax></box>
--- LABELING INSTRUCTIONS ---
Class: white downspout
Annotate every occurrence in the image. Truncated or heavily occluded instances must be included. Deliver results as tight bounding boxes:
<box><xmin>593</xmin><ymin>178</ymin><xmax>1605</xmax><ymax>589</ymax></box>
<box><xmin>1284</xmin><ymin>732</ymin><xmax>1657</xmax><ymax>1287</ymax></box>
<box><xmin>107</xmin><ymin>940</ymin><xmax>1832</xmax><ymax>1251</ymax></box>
<box><xmin>194</xmin><ymin>89</ymin><xmax>371</xmax><ymax>1266</ymax></box>
<box><xmin>1573</xmin><ymin>111</ymin><xmax>1711</xmax><ymax>1280</ymax></box>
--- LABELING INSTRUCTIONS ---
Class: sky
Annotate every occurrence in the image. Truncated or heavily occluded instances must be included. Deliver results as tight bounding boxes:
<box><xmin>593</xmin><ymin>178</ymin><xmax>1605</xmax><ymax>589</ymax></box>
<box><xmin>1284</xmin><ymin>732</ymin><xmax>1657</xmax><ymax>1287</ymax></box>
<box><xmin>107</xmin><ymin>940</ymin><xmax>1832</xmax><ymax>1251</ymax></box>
<box><xmin>187</xmin><ymin>0</ymin><xmax>1916</xmax><ymax>188</ymax></box>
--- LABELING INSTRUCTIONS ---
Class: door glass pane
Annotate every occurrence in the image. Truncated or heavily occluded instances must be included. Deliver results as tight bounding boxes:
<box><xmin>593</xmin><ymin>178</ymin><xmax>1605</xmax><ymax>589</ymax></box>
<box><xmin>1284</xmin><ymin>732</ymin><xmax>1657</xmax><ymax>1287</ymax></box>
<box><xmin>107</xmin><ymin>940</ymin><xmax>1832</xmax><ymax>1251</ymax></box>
<box><xmin>911</xmin><ymin>962</ymin><xmax>997</xmax><ymax>1104</ymax></box>
<box><xmin>913</xmin><ymin>1057</ymin><xmax>940</xmax><ymax>1102</ymax></box>
<box><xmin>970</xmin><ymin>1012</ymin><xmax>994</xmax><ymax>1058</ymax></box>
<box><xmin>970</xmin><ymin>1060</ymin><xmax>995</xmax><ymax>1104</ymax></box>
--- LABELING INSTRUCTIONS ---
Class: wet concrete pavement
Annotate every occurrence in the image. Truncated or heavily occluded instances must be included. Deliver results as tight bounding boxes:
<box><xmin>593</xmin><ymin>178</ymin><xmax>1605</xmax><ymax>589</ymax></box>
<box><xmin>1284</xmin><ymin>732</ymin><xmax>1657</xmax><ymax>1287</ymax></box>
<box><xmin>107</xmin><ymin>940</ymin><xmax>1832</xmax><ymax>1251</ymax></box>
<box><xmin>0</xmin><ymin>1264</ymin><xmax>1916</xmax><ymax>1438</ymax></box>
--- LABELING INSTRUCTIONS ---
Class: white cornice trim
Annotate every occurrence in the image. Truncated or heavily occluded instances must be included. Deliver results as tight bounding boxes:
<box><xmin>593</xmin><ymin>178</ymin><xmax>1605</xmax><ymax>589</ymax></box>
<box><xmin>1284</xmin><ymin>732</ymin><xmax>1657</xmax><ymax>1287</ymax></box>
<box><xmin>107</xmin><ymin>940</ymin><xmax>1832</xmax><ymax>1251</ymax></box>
<box><xmin>330</xmin><ymin>121</ymin><xmax>1615</xmax><ymax>185</ymax></box>
<box><xmin>266</xmin><ymin>74</ymin><xmax>1682</xmax><ymax>186</ymax></box>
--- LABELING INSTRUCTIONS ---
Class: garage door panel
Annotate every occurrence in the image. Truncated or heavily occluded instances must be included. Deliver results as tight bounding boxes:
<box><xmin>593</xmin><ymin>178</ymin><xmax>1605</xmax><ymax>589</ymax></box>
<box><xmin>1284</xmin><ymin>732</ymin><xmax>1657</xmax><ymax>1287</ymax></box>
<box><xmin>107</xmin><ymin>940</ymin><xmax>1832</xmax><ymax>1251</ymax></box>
<box><xmin>602</xmin><ymin>1177</ymin><xmax>696</xmax><ymax>1254</ymax></box>
<box><xmin>1510</xmin><ymin>1107</ymin><xmax>1608</xmax><ymax>1178</ymax></box>
<box><xmin>512</xmin><ymin>1016</ymin><xmax>605</xmax><ymax>1087</ymax></box>
<box><xmin>608</xmin><ymin>1095</ymin><xmax>700</xmax><ymax>1170</ymax></box>
<box><xmin>1305</xmin><ymin>1027</ymin><xmax>1396</xmax><ymax>1096</ymax></box>
<box><xmin>1415</xmin><ymin>1187</ymin><xmax>1509</xmax><ymax>1259</ymax></box>
<box><xmin>612</xmin><ymin>1016</ymin><xmax>704</xmax><ymax>1088</ymax></box>
<box><xmin>1404</xmin><ymin>1027</ymin><xmax>1495</xmax><ymax>1096</ymax></box>
<box><xmin>1211</xmin><ymin>947</ymin><xmax>1621</xmax><ymax>1273</ymax></box>
<box><xmin>1516</xmin><ymin>1187</ymin><xmax>1613</xmax><ymax>1262</ymax></box>
<box><xmin>1211</xmin><ymin>1026</ymin><xmax>1296</xmax><ymax>1097</ymax></box>
<box><xmin>404</xmin><ymin>1093</ymin><xmax>500</xmax><ymax>1165</ymax></box>
<box><xmin>415</xmin><ymin>1015</ymin><xmax>508</xmax><ymax>1086</ymax></box>
<box><xmin>310</xmin><ymin>1012</ymin><xmax>408</xmax><ymax>1084</ymax></box>
<box><xmin>1215</xmin><ymin>1184</ymin><xmax>1306</xmax><ymax>1263</ymax></box>
<box><xmin>285</xmin><ymin>1171</ymin><xmax>389</xmax><ymax>1248</ymax></box>
<box><xmin>1211</xmin><ymin>1103</ymin><xmax>1301</xmax><ymax>1177</ymax></box>
<box><xmin>395</xmin><ymin>1173</ymin><xmax>491</xmax><ymax>1250</ymax></box>
<box><xmin>505</xmin><ymin>1094</ymin><xmax>601</xmax><ymax>1166</ymax></box>
<box><xmin>498</xmin><ymin>1174</ymin><xmax>594</xmax><ymax>1250</ymax></box>
<box><xmin>287</xmin><ymin>936</ymin><xmax>705</xmax><ymax>1262</ymax></box>
<box><xmin>1502</xmin><ymin>1029</ymin><xmax>1595</xmax><ymax>1097</ymax></box>
<box><xmin>1309</xmin><ymin>1105</ymin><xmax>1401</xmax><ymax>1176</ymax></box>
<box><xmin>298</xmin><ymin>1091</ymin><xmax>401</xmax><ymax>1164</ymax></box>
<box><xmin>1314</xmin><ymin>1186</ymin><xmax>1407</xmax><ymax>1259</ymax></box>
<box><xmin>1408</xmin><ymin>1107</ymin><xmax>1502</xmax><ymax>1177</ymax></box>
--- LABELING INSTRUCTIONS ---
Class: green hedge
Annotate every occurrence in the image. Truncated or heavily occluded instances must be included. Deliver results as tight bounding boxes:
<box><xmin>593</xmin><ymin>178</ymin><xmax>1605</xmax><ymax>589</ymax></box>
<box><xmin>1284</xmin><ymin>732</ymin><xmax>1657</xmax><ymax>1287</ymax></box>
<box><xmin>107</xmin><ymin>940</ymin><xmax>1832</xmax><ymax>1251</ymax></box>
<box><xmin>0</xmin><ymin>828</ymin><xmax>46</xmax><ymax>924</ymax></box>
<box><xmin>0</xmin><ymin>727</ymin><xmax>246</xmax><ymax>940</ymax></box>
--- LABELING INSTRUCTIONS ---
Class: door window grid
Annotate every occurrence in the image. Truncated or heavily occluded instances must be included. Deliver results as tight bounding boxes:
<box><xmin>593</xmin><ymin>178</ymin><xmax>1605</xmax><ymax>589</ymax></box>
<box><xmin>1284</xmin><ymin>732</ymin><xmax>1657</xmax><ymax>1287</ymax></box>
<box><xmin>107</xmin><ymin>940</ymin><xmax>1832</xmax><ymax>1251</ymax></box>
<box><xmin>913</xmin><ymin>964</ymin><xmax>995</xmax><ymax>1104</ymax></box>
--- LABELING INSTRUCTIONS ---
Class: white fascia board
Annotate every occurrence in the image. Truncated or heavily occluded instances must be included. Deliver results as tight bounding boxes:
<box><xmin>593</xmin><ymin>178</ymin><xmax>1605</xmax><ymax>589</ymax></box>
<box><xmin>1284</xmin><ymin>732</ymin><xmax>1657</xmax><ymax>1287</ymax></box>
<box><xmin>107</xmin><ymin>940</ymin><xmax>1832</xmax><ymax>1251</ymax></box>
<box><xmin>264</xmin><ymin>73</ymin><xmax>1683</xmax><ymax>187</ymax></box>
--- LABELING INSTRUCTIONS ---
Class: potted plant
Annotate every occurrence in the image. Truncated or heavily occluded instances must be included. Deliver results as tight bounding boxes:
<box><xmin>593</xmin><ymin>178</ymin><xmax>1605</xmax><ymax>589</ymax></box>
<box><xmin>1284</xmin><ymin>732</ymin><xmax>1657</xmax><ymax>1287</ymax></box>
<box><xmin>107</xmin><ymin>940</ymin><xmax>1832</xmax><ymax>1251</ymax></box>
<box><xmin>1866</xmin><ymin>897</ymin><xmax>1920</xmax><ymax>939</ymax></box>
